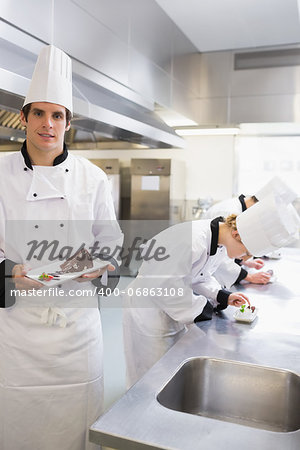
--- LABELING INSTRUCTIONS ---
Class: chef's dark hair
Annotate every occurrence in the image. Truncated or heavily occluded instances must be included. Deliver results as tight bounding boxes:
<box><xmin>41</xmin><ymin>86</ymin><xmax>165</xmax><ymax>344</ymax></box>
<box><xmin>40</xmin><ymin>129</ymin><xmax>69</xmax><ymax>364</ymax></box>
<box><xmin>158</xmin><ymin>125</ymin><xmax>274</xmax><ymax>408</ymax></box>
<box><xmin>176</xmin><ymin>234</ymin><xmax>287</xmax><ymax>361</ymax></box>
<box><xmin>21</xmin><ymin>103</ymin><xmax>72</xmax><ymax>126</ymax></box>
<box><xmin>251</xmin><ymin>195</ymin><xmax>259</xmax><ymax>203</ymax></box>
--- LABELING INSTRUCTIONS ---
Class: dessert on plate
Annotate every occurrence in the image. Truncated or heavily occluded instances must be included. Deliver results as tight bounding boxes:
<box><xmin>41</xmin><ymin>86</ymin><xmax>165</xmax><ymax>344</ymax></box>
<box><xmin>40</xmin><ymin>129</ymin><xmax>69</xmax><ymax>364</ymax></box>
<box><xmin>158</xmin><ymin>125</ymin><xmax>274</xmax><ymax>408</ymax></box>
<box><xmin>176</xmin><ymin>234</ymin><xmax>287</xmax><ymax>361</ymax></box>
<box><xmin>60</xmin><ymin>248</ymin><xmax>94</xmax><ymax>273</ymax></box>
<box><xmin>234</xmin><ymin>304</ymin><xmax>257</xmax><ymax>323</ymax></box>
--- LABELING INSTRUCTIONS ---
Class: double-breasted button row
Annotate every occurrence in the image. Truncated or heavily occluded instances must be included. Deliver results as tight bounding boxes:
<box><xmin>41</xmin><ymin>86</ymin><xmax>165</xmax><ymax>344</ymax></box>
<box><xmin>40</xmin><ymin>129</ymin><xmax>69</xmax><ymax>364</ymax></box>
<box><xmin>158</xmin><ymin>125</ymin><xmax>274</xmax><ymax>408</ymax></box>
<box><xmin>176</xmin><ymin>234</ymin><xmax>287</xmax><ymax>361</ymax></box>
<box><xmin>33</xmin><ymin>223</ymin><xmax>65</xmax><ymax>228</ymax></box>
<box><xmin>31</xmin><ymin>193</ymin><xmax>66</xmax><ymax>199</ymax></box>
<box><xmin>24</xmin><ymin>167</ymin><xmax>69</xmax><ymax>172</ymax></box>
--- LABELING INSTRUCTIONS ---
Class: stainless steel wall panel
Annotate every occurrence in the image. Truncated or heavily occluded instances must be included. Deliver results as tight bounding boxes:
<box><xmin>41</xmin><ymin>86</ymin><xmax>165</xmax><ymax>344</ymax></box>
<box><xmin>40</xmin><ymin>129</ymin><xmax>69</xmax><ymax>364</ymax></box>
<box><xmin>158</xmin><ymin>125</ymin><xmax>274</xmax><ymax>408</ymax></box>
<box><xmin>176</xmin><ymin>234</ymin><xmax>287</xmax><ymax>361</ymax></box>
<box><xmin>292</xmin><ymin>95</ymin><xmax>300</xmax><ymax>123</ymax></box>
<box><xmin>1</xmin><ymin>0</ymin><xmax>52</xmax><ymax>43</ymax></box>
<box><xmin>231</xmin><ymin>66</ymin><xmax>298</xmax><ymax>96</ymax></box>
<box><xmin>54</xmin><ymin>0</ymin><xmax>129</xmax><ymax>86</ymax></box>
<box><xmin>72</xmin><ymin>0</ymin><xmax>131</xmax><ymax>42</ymax></box>
<box><xmin>198</xmin><ymin>52</ymin><xmax>232</xmax><ymax>98</ymax></box>
<box><xmin>230</xmin><ymin>95</ymin><xmax>295</xmax><ymax>123</ymax></box>
<box><xmin>172</xmin><ymin>52</ymin><xmax>201</xmax><ymax>97</ymax></box>
<box><xmin>171</xmin><ymin>79</ymin><xmax>200</xmax><ymax>123</ymax></box>
<box><xmin>128</xmin><ymin>49</ymin><xmax>171</xmax><ymax>107</ymax></box>
<box><xmin>172</xmin><ymin>27</ymin><xmax>200</xmax><ymax>96</ymax></box>
<box><xmin>130</xmin><ymin>0</ymin><xmax>173</xmax><ymax>73</ymax></box>
<box><xmin>192</xmin><ymin>97</ymin><xmax>229</xmax><ymax>125</ymax></box>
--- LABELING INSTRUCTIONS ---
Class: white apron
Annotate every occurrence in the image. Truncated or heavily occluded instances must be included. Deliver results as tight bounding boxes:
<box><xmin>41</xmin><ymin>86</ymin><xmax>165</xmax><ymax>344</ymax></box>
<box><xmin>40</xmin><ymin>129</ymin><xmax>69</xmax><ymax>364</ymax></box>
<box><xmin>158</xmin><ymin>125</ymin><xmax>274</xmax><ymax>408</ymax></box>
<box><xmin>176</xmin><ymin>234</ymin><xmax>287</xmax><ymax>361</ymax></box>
<box><xmin>0</xmin><ymin>152</ymin><xmax>123</xmax><ymax>450</ymax></box>
<box><xmin>0</xmin><ymin>306</ymin><xmax>103</xmax><ymax>450</ymax></box>
<box><xmin>123</xmin><ymin>220</ymin><xmax>227</xmax><ymax>387</ymax></box>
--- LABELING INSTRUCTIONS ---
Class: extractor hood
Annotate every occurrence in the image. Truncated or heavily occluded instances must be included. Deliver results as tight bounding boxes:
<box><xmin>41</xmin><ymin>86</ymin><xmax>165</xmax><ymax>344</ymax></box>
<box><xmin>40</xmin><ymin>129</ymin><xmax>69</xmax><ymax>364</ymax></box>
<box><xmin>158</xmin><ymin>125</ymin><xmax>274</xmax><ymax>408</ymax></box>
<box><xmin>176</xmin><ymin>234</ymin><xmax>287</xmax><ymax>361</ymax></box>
<box><xmin>0</xmin><ymin>58</ymin><xmax>184</xmax><ymax>150</ymax></box>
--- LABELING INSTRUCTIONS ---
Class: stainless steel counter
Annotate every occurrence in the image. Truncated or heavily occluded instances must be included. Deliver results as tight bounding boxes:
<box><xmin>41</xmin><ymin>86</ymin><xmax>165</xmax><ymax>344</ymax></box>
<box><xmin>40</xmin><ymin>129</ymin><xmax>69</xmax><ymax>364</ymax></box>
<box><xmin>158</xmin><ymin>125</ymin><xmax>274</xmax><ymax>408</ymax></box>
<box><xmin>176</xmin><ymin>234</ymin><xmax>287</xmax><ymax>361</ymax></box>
<box><xmin>90</xmin><ymin>248</ymin><xmax>300</xmax><ymax>449</ymax></box>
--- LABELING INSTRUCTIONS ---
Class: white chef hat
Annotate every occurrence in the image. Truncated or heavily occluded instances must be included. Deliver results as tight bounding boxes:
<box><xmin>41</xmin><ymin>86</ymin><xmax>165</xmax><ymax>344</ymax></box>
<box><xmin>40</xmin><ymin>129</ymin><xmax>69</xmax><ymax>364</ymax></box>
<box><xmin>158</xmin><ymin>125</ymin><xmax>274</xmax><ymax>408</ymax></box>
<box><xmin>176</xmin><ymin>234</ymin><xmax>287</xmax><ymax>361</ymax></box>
<box><xmin>255</xmin><ymin>176</ymin><xmax>297</xmax><ymax>203</ymax></box>
<box><xmin>23</xmin><ymin>45</ymin><xmax>73</xmax><ymax>114</ymax></box>
<box><xmin>236</xmin><ymin>194</ymin><xmax>300</xmax><ymax>256</ymax></box>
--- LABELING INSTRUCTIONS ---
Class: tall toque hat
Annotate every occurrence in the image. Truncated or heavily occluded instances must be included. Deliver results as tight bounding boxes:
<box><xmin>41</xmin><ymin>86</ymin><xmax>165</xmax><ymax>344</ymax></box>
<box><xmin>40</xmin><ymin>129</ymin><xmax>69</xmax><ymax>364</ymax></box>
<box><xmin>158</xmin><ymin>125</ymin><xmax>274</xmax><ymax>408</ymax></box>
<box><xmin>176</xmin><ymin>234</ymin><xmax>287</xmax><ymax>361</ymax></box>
<box><xmin>236</xmin><ymin>194</ymin><xmax>300</xmax><ymax>256</ymax></box>
<box><xmin>23</xmin><ymin>45</ymin><xmax>73</xmax><ymax>114</ymax></box>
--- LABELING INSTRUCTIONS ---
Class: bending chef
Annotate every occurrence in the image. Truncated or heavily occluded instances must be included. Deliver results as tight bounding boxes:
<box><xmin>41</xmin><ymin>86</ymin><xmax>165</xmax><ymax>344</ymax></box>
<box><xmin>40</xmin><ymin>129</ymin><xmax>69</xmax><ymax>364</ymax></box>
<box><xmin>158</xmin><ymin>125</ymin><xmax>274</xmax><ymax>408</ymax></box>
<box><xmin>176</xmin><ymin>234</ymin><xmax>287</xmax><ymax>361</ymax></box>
<box><xmin>123</xmin><ymin>195</ymin><xmax>299</xmax><ymax>387</ymax></box>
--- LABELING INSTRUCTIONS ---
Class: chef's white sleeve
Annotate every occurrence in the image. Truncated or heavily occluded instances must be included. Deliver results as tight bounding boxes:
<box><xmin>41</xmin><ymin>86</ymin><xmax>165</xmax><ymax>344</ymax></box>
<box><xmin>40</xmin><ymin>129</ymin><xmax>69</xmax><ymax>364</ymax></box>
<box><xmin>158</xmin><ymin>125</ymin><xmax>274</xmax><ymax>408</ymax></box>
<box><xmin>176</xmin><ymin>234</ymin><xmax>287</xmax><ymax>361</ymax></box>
<box><xmin>213</xmin><ymin>257</ymin><xmax>243</xmax><ymax>289</ymax></box>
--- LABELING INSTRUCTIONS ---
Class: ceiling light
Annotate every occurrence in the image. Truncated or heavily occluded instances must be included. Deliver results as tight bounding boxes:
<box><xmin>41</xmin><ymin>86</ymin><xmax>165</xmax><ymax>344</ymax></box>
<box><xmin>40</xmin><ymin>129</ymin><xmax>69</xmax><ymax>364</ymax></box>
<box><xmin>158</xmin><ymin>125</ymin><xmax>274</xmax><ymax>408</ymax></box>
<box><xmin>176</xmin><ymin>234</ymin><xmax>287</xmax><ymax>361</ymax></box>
<box><xmin>175</xmin><ymin>127</ymin><xmax>240</xmax><ymax>136</ymax></box>
<box><xmin>155</xmin><ymin>109</ymin><xmax>198</xmax><ymax>127</ymax></box>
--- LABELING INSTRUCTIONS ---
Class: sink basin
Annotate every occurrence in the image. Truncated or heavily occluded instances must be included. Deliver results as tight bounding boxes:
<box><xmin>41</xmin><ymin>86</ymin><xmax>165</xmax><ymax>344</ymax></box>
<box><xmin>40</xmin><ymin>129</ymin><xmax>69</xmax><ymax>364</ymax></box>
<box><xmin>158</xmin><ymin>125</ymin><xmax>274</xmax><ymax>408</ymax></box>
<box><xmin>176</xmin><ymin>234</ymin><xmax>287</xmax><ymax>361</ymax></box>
<box><xmin>157</xmin><ymin>357</ymin><xmax>300</xmax><ymax>432</ymax></box>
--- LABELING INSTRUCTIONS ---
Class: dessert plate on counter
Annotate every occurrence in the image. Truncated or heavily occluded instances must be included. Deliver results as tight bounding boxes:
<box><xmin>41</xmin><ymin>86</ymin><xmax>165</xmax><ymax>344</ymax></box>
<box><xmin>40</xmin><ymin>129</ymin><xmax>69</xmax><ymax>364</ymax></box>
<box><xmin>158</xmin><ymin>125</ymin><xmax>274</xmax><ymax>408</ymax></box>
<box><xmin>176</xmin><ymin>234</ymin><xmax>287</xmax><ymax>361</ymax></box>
<box><xmin>26</xmin><ymin>258</ymin><xmax>110</xmax><ymax>287</ymax></box>
<box><xmin>233</xmin><ymin>307</ymin><xmax>258</xmax><ymax>323</ymax></box>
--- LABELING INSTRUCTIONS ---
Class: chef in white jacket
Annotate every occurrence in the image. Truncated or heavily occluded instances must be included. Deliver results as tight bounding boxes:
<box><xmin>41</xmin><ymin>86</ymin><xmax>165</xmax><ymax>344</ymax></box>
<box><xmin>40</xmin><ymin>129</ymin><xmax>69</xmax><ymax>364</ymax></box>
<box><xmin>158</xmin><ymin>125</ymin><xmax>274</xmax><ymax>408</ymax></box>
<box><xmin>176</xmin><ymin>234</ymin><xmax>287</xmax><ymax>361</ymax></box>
<box><xmin>123</xmin><ymin>195</ymin><xmax>299</xmax><ymax>387</ymax></box>
<box><xmin>0</xmin><ymin>45</ymin><xmax>123</xmax><ymax>450</ymax></box>
<box><xmin>203</xmin><ymin>176</ymin><xmax>298</xmax><ymax>288</ymax></box>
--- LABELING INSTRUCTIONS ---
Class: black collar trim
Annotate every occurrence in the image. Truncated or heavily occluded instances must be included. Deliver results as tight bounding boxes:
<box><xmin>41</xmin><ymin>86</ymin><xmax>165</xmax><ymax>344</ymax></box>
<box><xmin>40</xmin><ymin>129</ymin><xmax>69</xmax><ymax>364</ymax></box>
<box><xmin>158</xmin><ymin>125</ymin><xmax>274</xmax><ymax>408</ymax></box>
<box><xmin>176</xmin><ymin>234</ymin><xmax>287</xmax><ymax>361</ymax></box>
<box><xmin>238</xmin><ymin>194</ymin><xmax>247</xmax><ymax>212</ymax></box>
<box><xmin>21</xmin><ymin>140</ymin><xmax>68</xmax><ymax>170</ymax></box>
<box><xmin>210</xmin><ymin>216</ymin><xmax>224</xmax><ymax>256</ymax></box>
<box><xmin>21</xmin><ymin>141</ymin><xmax>32</xmax><ymax>169</ymax></box>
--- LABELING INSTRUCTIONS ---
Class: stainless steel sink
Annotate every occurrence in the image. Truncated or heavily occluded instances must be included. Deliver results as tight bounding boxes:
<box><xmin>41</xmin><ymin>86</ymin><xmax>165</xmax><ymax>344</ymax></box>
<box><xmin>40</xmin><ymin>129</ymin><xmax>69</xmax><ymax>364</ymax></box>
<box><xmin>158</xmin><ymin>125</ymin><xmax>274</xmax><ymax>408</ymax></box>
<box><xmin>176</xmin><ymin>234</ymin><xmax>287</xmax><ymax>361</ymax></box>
<box><xmin>157</xmin><ymin>357</ymin><xmax>300</xmax><ymax>432</ymax></box>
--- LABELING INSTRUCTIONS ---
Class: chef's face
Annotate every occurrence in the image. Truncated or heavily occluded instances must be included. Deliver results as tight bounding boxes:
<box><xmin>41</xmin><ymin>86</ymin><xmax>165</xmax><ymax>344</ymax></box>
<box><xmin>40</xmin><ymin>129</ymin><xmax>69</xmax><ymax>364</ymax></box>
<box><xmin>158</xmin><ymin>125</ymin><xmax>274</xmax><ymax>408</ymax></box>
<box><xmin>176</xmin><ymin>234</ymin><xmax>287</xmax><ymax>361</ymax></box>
<box><xmin>227</xmin><ymin>230</ymin><xmax>250</xmax><ymax>259</ymax></box>
<box><xmin>20</xmin><ymin>102</ymin><xmax>70</xmax><ymax>154</ymax></box>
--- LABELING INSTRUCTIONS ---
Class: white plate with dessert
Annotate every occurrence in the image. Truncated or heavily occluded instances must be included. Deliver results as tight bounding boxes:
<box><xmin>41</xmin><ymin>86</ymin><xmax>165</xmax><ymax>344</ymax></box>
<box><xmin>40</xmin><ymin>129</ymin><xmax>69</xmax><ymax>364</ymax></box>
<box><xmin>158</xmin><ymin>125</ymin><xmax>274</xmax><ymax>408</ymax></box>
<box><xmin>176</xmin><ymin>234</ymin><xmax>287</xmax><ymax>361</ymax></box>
<box><xmin>234</xmin><ymin>305</ymin><xmax>258</xmax><ymax>323</ymax></box>
<box><xmin>27</xmin><ymin>248</ymin><xmax>110</xmax><ymax>287</ymax></box>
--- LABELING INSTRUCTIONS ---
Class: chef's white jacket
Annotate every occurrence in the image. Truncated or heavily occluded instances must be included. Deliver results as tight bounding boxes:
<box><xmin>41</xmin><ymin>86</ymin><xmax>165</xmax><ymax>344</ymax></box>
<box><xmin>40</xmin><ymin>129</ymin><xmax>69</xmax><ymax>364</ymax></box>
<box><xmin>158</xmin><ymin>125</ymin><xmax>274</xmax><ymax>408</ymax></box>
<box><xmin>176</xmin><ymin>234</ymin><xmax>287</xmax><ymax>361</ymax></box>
<box><xmin>0</xmin><ymin>144</ymin><xmax>123</xmax><ymax>450</ymax></box>
<box><xmin>123</xmin><ymin>218</ymin><xmax>232</xmax><ymax>387</ymax></box>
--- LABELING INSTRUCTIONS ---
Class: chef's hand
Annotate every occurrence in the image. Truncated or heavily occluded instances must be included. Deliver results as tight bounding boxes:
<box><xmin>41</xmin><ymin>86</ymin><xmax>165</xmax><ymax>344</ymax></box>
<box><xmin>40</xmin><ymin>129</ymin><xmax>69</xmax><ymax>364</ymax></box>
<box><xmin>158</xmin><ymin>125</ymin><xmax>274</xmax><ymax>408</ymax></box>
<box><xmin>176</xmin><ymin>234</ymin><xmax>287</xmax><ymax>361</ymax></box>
<box><xmin>245</xmin><ymin>271</ymin><xmax>271</xmax><ymax>284</ymax></box>
<box><xmin>228</xmin><ymin>292</ymin><xmax>251</xmax><ymax>308</ymax></box>
<box><xmin>244</xmin><ymin>258</ymin><xmax>265</xmax><ymax>270</ymax></box>
<box><xmin>76</xmin><ymin>264</ymin><xmax>115</xmax><ymax>282</ymax></box>
<box><xmin>12</xmin><ymin>264</ymin><xmax>43</xmax><ymax>291</ymax></box>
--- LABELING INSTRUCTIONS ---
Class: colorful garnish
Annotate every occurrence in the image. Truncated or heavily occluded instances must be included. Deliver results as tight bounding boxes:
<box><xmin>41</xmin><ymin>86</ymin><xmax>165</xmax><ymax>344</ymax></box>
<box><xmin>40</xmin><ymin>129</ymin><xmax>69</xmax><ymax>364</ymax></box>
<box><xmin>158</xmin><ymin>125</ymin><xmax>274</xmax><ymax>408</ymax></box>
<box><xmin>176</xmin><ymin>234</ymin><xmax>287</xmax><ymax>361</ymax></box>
<box><xmin>38</xmin><ymin>272</ymin><xmax>54</xmax><ymax>281</ymax></box>
<box><xmin>240</xmin><ymin>304</ymin><xmax>247</xmax><ymax>313</ymax></box>
<box><xmin>240</xmin><ymin>304</ymin><xmax>256</xmax><ymax>313</ymax></box>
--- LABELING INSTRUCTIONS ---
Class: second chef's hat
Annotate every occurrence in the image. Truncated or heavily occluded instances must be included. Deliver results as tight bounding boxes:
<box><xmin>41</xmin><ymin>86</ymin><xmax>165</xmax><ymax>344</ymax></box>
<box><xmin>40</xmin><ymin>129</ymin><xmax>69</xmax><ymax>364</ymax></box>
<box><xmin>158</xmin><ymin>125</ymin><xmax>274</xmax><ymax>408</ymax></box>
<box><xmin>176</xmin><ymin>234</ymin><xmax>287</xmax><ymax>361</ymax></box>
<box><xmin>236</xmin><ymin>194</ymin><xmax>300</xmax><ymax>256</ymax></box>
<box><xmin>255</xmin><ymin>176</ymin><xmax>297</xmax><ymax>204</ymax></box>
<box><xmin>23</xmin><ymin>45</ymin><xmax>73</xmax><ymax>114</ymax></box>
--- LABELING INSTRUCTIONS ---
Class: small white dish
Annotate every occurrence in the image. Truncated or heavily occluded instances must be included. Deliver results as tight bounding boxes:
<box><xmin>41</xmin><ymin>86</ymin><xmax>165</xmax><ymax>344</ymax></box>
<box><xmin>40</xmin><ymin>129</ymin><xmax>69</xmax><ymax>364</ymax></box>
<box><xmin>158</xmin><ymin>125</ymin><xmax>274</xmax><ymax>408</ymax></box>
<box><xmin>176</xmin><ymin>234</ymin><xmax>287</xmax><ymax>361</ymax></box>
<box><xmin>234</xmin><ymin>307</ymin><xmax>258</xmax><ymax>323</ymax></box>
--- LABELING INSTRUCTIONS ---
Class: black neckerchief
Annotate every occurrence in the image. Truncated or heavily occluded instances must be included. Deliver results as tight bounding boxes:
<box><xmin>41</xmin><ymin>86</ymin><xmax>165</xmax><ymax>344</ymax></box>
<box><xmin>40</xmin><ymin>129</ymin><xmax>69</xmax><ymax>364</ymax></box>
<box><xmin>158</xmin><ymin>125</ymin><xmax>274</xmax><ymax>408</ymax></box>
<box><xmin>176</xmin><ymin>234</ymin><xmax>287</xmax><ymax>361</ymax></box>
<box><xmin>210</xmin><ymin>216</ymin><xmax>225</xmax><ymax>256</ymax></box>
<box><xmin>21</xmin><ymin>140</ymin><xmax>68</xmax><ymax>170</ymax></box>
<box><xmin>238</xmin><ymin>194</ymin><xmax>247</xmax><ymax>212</ymax></box>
